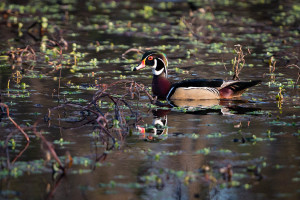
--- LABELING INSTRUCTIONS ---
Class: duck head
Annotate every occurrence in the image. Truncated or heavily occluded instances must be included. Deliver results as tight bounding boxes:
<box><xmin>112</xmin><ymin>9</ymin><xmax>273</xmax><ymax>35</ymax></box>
<box><xmin>134</xmin><ymin>51</ymin><xmax>168</xmax><ymax>77</ymax></box>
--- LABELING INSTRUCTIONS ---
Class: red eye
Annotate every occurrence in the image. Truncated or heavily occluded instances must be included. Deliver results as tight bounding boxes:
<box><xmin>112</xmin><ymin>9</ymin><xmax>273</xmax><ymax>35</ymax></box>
<box><xmin>148</xmin><ymin>56</ymin><xmax>153</xmax><ymax>60</ymax></box>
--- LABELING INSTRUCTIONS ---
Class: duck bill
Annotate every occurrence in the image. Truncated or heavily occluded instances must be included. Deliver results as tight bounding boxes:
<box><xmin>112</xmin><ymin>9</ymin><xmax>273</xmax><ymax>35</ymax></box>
<box><xmin>133</xmin><ymin>59</ymin><xmax>146</xmax><ymax>71</ymax></box>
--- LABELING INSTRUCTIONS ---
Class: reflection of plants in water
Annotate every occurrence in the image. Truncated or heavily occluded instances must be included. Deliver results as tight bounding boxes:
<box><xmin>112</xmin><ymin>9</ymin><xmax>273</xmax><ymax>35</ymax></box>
<box><xmin>276</xmin><ymin>86</ymin><xmax>284</xmax><ymax>112</ymax></box>
<box><xmin>276</xmin><ymin>86</ymin><xmax>284</xmax><ymax>102</ymax></box>
<box><xmin>0</xmin><ymin>0</ymin><xmax>299</xmax><ymax>199</ymax></box>
<box><xmin>6</xmin><ymin>45</ymin><xmax>36</xmax><ymax>63</ymax></box>
<box><xmin>11</xmin><ymin>70</ymin><xmax>22</xmax><ymax>84</ymax></box>
<box><xmin>0</xmin><ymin>103</ymin><xmax>30</xmax><ymax>142</ymax></box>
<box><xmin>268</xmin><ymin>55</ymin><xmax>277</xmax><ymax>83</ymax></box>
<box><xmin>103</xmin><ymin>150</ymin><xmax>265</xmax><ymax>197</ymax></box>
<box><xmin>0</xmin><ymin>79</ymin><xmax>157</xmax><ymax>197</ymax></box>
<box><xmin>46</xmin><ymin>79</ymin><xmax>155</xmax><ymax>143</ymax></box>
<box><xmin>269</xmin><ymin>56</ymin><xmax>276</xmax><ymax>73</ymax></box>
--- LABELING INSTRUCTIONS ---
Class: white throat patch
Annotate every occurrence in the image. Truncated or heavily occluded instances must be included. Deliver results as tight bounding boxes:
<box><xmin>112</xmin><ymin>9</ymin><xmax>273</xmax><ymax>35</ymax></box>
<box><xmin>152</xmin><ymin>58</ymin><xmax>167</xmax><ymax>76</ymax></box>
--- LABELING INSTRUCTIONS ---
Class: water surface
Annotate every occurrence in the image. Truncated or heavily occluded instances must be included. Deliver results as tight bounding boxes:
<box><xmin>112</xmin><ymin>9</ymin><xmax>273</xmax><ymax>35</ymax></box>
<box><xmin>0</xmin><ymin>0</ymin><xmax>299</xmax><ymax>199</ymax></box>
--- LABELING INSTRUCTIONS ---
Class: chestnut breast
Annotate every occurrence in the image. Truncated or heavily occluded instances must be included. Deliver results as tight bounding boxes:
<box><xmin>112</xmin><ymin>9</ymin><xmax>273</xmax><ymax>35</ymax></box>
<box><xmin>152</xmin><ymin>75</ymin><xmax>171</xmax><ymax>99</ymax></box>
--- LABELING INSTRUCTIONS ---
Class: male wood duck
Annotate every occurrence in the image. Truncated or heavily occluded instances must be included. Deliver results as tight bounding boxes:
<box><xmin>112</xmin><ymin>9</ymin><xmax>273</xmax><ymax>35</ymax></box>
<box><xmin>133</xmin><ymin>51</ymin><xmax>261</xmax><ymax>101</ymax></box>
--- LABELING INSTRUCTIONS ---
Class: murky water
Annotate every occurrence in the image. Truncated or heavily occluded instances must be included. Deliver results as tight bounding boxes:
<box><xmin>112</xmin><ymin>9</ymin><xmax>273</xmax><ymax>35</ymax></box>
<box><xmin>0</xmin><ymin>0</ymin><xmax>299</xmax><ymax>200</ymax></box>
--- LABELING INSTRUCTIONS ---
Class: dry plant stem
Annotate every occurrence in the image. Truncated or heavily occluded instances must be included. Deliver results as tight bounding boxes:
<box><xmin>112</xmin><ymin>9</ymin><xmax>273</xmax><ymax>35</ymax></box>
<box><xmin>92</xmin><ymin>80</ymin><xmax>155</xmax><ymax>103</ymax></box>
<box><xmin>4</xmin><ymin>128</ymin><xmax>30</xmax><ymax>167</ymax></box>
<box><xmin>92</xmin><ymin>81</ymin><xmax>155</xmax><ymax>127</ymax></box>
<box><xmin>181</xmin><ymin>11</ymin><xmax>215</xmax><ymax>43</ymax></box>
<box><xmin>57</xmin><ymin>67</ymin><xmax>62</xmax><ymax>101</ymax></box>
<box><xmin>285</xmin><ymin>64</ymin><xmax>300</xmax><ymax>84</ymax></box>
<box><xmin>48</xmin><ymin>103</ymin><xmax>115</xmax><ymax>142</ymax></box>
<box><xmin>46</xmin><ymin>80</ymin><xmax>154</xmax><ymax>146</ymax></box>
<box><xmin>0</xmin><ymin>103</ymin><xmax>30</xmax><ymax>142</ymax></box>
<box><xmin>33</xmin><ymin>122</ymin><xmax>64</xmax><ymax>171</ymax></box>
<box><xmin>47</xmin><ymin>41</ymin><xmax>64</xmax><ymax>64</ymax></box>
<box><xmin>135</xmin><ymin>82</ymin><xmax>156</xmax><ymax>103</ymax></box>
<box><xmin>96</xmin><ymin>115</ymin><xmax>115</xmax><ymax>142</ymax></box>
<box><xmin>181</xmin><ymin>17</ymin><xmax>201</xmax><ymax>40</ymax></box>
<box><xmin>11</xmin><ymin>142</ymin><xmax>30</xmax><ymax>165</ymax></box>
<box><xmin>5</xmin><ymin>145</ymin><xmax>11</xmax><ymax>169</ymax></box>
<box><xmin>46</xmin><ymin>173</ymin><xmax>66</xmax><ymax>200</ymax></box>
<box><xmin>20</xmin><ymin>45</ymin><xmax>36</xmax><ymax>60</ymax></box>
<box><xmin>96</xmin><ymin>152</ymin><xmax>107</xmax><ymax>162</ymax></box>
<box><xmin>122</xmin><ymin>47</ymin><xmax>154</xmax><ymax>59</ymax></box>
<box><xmin>232</xmin><ymin>44</ymin><xmax>246</xmax><ymax>81</ymax></box>
<box><xmin>7</xmin><ymin>45</ymin><xmax>36</xmax><ymax>62</ymax></box>
<box><xmin>122</xmin><ymin>48</ymin><xmax>144</xmax><ymax>59</ymax></box>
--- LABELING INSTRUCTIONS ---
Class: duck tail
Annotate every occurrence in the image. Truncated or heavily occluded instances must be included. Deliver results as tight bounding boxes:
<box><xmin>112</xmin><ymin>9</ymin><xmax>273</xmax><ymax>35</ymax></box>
<box><xmin>220</xmin><ymin>80</ymin><xmax>262</xmax><ymax>98</ymax></box>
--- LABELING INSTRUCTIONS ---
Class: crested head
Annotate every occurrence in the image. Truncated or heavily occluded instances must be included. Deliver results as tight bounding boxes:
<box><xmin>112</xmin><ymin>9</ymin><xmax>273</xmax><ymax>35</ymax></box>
<box><xmin>134</xmin><ymin>51</ymin><xmax>168</xmax><ymax>77</ymax></box>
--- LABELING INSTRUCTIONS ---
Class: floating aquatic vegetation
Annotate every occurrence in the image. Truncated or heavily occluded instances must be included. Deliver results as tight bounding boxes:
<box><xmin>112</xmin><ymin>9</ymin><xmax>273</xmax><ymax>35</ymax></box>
<box><xmin>0</xmin><ymin>0</ymin><xmax>299</xmax><ymax>199</ymax></box>
<box><xmin>206</xmin><ymin>132</ymin><xmax>224</xmax><ymax>138</ymax></box>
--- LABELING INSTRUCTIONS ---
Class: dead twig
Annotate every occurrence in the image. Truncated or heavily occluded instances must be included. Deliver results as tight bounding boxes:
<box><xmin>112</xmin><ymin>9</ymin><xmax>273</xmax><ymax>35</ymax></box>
<box><xmin>46</xmin><ymin>80</ymin><xmax>155</xmax><ymax>150</ymax></box>
<box><xmin>7</xmin><ymin>45</ymin><xmax>36</xmax><ymax>63</ymax></box>
<box><xmin>269</xmin><ymin>56</ymin><xmax>276</xmax><ymax>73</ymax></box>
<box><xmin>232</xmin><ymin>44</ymin><xmax>250</xmax><ymax>81</ymax></box>
<box><xmin>180</xmin><ymin>7</ymin><xmax>216</xmax><ymax>42</ymax></box>
<box><xmin>122</xmin><ymin>48</ymin><xmax>144</xmax><ymax>59</ymax></box>
<box><xmin>11</xmin><ymin>142</ymin><xmax>30</xmax><ymax>165</ymax></box>
<box><xmin>45</xmin><ymin>173</ymin><xmax>66</xmax><ymax>200</ymax></box>
<box><xmin>33</xmin><ymin>122</ymin><xmax>65</xmax><ymax>172</ymax></box>
<box><xmin>285</xmin><ymin>64</ymin><xmax>300</xmax><ymax>85</ymax></box>
<box><xmin>20</xmin><ymin>45</ymin><xmax>36</xmax><ymax>60</ymax></box>
<box><xmin>3</xmin><ymin>126</ymin><xmax>31</xmax><ymax>169</ymax></box>
<box><xmin>0</xmin><ymin>103</ymin><xmax>30</xmax><ymax>142</ymax></box>
<box><xmin>122</xmin><ymin>47</ymin><xmax>155</xmax><ymax>60</ymax></box>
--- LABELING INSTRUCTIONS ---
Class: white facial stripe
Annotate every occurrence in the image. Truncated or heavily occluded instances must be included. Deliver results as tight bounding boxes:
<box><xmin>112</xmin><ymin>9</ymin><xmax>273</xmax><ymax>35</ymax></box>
<box><xmin>152</xmin><ymin>58</ymin><xmax>167</xmax><ymax>76</ymax></box>
<box><xmin>153</xmin><ymin>68</ymin><xmax>164</xmax><ymax>76</ymax></box>
<box><xmin>151</xmin><ymin>58</ymin><xmax>157</xmax><ymax>69</ymax></box>
<box><xmin>152</xmin><ymin>59</ymin><xmax>163</xmax><ymax>75</ymax></box>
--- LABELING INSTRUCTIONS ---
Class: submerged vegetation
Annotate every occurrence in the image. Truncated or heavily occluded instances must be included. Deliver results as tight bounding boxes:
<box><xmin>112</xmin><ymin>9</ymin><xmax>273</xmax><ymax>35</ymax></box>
<box><xmin>0</xmin><ymin>0</ymin><xmax>299</xmax><ymax>199</ymax></box>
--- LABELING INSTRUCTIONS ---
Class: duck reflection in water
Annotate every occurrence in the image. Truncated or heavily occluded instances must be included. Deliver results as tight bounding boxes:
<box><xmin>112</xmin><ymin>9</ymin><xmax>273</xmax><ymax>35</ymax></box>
<box><xmin>136</xmin><ymin>99</ymin><xmax>261</xmax><ymax>141</ymax></box>
<box><xmin>137</xmin><ymin>109</ymin><xmax>169</xmax><ymax>142</ymax></box>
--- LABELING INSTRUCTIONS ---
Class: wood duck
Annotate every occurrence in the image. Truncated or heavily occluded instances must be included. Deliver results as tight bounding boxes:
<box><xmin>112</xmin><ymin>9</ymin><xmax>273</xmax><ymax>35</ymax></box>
<box><xmin>133</xmin><ymin>51</ymin><xmax>261</xmax><ymax>101</ymax></box>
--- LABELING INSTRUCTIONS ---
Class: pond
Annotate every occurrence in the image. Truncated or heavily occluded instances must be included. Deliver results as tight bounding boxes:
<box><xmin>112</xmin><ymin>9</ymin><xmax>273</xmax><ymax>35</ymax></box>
<box><xmin>0</xmin><ymin>0</ymin><xmax>299</xmax><ymax>199</ymax></box>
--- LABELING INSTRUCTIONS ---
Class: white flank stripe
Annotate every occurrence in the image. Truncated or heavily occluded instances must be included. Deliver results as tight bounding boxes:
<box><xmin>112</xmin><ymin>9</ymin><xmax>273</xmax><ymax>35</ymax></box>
<box><xmin>166</xmin><ymin>87</ymin><xmax>175</xmax><ymax>99</ymax></box>
<box><xmin>183</xmin><ymin>87</ymin><xmax>219</xmax><ymax>94</ymax></box>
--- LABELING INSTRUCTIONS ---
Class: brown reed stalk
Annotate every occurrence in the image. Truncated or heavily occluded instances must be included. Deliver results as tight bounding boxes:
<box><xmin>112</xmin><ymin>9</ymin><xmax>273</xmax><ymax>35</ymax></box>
<box><xmin>0</xmin><ymin>103</ymin><xmax>30</xmax><ymax>141</ymax></box>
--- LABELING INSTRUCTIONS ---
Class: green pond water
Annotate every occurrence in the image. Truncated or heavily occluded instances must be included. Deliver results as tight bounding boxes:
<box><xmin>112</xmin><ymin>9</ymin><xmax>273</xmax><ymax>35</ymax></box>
<box><xmin>0</xmin><ymin>0</ymin><xmax>299</xmax><ymax>199</ymax></box>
